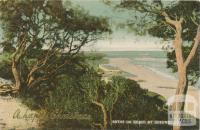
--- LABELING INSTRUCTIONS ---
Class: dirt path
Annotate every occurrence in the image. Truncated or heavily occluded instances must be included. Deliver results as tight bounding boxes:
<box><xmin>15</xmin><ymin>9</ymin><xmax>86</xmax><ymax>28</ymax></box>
<box><xmin>0</xmin><ymin>96</ymin><xmax>39</xmax><ymax>129</ymax></box>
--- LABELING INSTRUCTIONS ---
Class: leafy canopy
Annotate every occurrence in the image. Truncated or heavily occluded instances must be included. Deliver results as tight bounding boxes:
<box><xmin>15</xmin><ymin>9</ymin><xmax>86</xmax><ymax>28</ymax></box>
<box><xmin>116</xmin><ymin>0</ymin><xmax>200</xmax><ymax>85</ymax></box>
<box><xmin>0</xmin><ymin>0</ymin><xmax>110</xmax><ymax>90</ymax></box>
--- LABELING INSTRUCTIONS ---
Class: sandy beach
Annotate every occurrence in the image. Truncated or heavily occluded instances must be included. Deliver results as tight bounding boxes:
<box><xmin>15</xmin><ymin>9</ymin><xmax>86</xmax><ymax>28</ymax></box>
<box><xmin>109</xmin><ymin>58</ymin><xmax>200</xmax><ymax>118</ymax></box>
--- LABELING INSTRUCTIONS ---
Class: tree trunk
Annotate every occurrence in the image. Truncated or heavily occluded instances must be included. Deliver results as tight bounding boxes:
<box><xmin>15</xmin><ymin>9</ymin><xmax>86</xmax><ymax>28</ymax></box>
<box><xmin>172</xmin><ymin>25</ymin><xmax>199</xmax><ymax>130</ymax></box>
<box><xmin>92</xmin><ymin>101</ymin><xmax>111</xmax><ymax>130</ymax></box>
<box><xmin>172</xmin><ymin>68</ymin><xmax>188</xmax><ymax>130</ymax></box>
<box><xmin>172</xmin><ymin>33</ymin><xmax>187</xmax><ymax>130</ymax></box>
<box><xmin>162</xmin><ymin>12</ymin><xmax>200</xmax><ymax>130</ymax></box>
<box><xmin>12</xmin><ymin>61</ymin><xmax>21</xmax><ymax>91</ymax></box>
<box><xmin>109</xmin><ymin>110</ymin><xmax>112</xmax><ymax>127</ymax></box>
<box><xmin>102</xmin><ymin>107</ymin><xmax>108</xmax><ymax>130</ymax></box>
<box><xmin>10</xmin><ymin>34</ymin><xmax>28</xmax><ymax>92</ymax></box>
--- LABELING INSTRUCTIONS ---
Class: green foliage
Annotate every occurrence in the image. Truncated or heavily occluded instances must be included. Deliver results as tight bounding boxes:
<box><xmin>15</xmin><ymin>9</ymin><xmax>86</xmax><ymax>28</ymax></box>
<box><xmin>84</xmin><ymin>52</ymin><xmax>108</xmax><ymax>70</ymax></box>
<box><xmin>20</xmin><ymin>54</ymin><xmax>88</xmax><ymax>108</ymax></box>
<box><xmin>167</xmin><ymin>45</ymin><xmax>199</xmax><ymax>85</ymax></box>
<box><xmin>119</xmin><ymin>1</ymin><xmax>200</xmax><ymax>39</ymax></box>
<box><xmin>0</xmin><ymin>1</ymin><xmax>169</xmax><ymax>129</ymax></box>
<box><xmin>118</xmin><ymin>0</ymin><xmax>200</xmax><ymax>85</ymax></box>
<box><xmin>0</xmin><ymin>0</ymin><xmax>110</xmax><ymax>102</ymax></box>
<box><xmin>45</xmin><ymin>74</ymin><xmax>87</xmax><ymax>113</ymax></box>
<box><xmin>112</xmin><ymin>77</ymin><xmax>167</xmax><ymax>120</ymax></box>
<box><xmin>23</xmin><ymin>66</ymin><xmax>167</xmax><ymax>129</ymax></box>
<box><xmin>0</xmin><ymin>0</ymin><xmax>110</xmax><ymax>44</ymax></box>
<box><xmin>0</xmin><ymin>53</ymin><xmax>13</xmax><ymax>80</ymax></box>
<box><xmin>0</xmin><ymin>52</ymin><xmax>11</xmax><ymax>63</ymax></box>
<box><xmin>80</xmin><ymin>73</ymin><xmax>129</xmax><ymax>111</ymax></box>
<box><xmin>148</xmin><ymin>1</ymin><xmax>200</xmax><ymax>41</ymax></box>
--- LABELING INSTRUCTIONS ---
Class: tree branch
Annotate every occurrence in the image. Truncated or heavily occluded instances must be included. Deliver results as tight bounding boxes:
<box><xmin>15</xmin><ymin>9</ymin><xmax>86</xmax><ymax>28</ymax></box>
<box><xmin>161</xmin><ymin>12</ymin><xmax>177</xmax><ymax>26</ymax></box>
<box><xmin>92</xmin><ymin>100</ymin><xmax>104</xmax><ymax>108</ymax></box>
<box><xmin>184</xmin><ymin>25</ymin><xmax>200</xmax><ymax>67</ymax></box>
<box><xmin>161</xmin><ymin>12</ymin><xmax>184</xmax><ymax>29</ymax></box>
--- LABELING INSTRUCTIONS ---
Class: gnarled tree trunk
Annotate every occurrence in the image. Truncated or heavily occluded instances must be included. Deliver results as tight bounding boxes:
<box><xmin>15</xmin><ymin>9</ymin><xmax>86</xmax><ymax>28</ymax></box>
<box><xmin>11</xmin><ymin>34</ymin><xmax>27</xmax><ymax>92</ymax></box>
<box><xmin>12</xmin><ymin>60</ymin><xmax>21</xmax><ymax>91</ymax></box>
<box><xmin>162</xmin><ymin>12</ymin><xmax>200</xmax><ymax>130</ymax></box>
<box><xmin>92</xmin><ymin>101</ymin><xmax>111</xmax><ymax>130</ymax></box>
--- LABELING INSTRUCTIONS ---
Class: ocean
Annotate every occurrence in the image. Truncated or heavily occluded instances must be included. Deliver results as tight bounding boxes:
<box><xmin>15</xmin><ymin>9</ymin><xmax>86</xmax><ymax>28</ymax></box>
<box><xmin>102</xmin><ymin>51</ymin><xmax>178</xmax><ymax>80</ymax></box>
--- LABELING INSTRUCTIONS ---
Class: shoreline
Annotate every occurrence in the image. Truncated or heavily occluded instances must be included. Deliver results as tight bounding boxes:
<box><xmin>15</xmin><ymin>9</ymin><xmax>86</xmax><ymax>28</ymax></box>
<box><xmin>108</xmin><ymin>57</ymin><xmax>200</xmax><ymax>118</ymax></box>
<box><xmin>138</xmin><ymin>65</ymin><xmax>177</xmax><ymax>81</ymax></box>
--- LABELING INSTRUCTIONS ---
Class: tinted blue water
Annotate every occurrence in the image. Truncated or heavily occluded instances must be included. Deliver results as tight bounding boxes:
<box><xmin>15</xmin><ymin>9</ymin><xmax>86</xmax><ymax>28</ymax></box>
<box><xmin>102</xmin><ymin>51</ymin><xmax>177</xmax><ymax>79</ymax></box>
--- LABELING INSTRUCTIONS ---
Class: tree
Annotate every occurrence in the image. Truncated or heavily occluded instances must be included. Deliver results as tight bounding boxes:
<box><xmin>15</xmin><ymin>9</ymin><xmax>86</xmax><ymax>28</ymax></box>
<box><xmin>80</xmin><ymin>72</ymin><xmax>167</xmax><ymax>130</ymax></box>
<box><xmin>37</xmin><ymin>64</ymin><xmax>167</xmax><ymax>130</ymax></box>
<box><xmin>80</xmin><ymin>73</ymin><xmax>126</xmax><ymax>130</ymax></box>
<box><xmin>146</xmin><ymin>1</ymin><xmax>200</xmax><ymax>86</ymax></box>
<box><xmin>107</xmin><ymin>1</ymin><xmax>200</xmax><ymax>130</ymax></box>
<box><xmin>0</xmin><ymin>0</ymin><xmax>110</xmax><ymax>93</ymax></box>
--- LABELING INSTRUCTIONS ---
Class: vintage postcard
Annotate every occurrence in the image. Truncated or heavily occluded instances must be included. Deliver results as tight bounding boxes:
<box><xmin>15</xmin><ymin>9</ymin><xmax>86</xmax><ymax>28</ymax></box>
<box><xmin>0</xmin><ymin>0</ymin><xmax>199</xmax><ymax>130</ymax></box>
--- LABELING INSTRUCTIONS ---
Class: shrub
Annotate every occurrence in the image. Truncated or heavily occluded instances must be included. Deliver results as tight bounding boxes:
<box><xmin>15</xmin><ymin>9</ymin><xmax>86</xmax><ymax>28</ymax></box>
<box><xmin>39</xmin><ymin>72</ymin><xmax>167</xmax><ymax>129</ymax></box>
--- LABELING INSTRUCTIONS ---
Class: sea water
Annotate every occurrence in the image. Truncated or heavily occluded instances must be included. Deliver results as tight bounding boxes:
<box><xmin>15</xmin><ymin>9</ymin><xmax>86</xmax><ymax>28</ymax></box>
<box><xmin>102</xmin><ymin>51</ymin><xmax>178</xmax><ymax>80</ymax></box>
<box><xmin>103</xmin><ymin>51</ymin><xmax>200</xmax><ymax>88</ymax></box>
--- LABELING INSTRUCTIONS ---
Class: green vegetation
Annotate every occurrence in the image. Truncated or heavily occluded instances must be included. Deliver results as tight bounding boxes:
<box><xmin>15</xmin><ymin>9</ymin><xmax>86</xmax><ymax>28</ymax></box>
<box><xmin>40</xmin><ymin>70</ymin><xmax>167</xmax><ymax>129</ymax></box>
<box><xmin>167</xmin><ymin>46</ymin><xmax>199</xmax><ymax>85</ymax></box>
<box><xmin>116</xmin><ymin>1</ymin><xmax>200</xmax><ymax>85</ymax></box>
<box><xmin>85</xmin><ymin>52</ymin><xmax>109</xmax><ymax>70</ymax></box>
<box><xmin>0</xmin><ymin>50</ymin><xmax>168</xmax><ymax>129</ymax></box>
<box><xmin>0</xmin><ymin>0</ymin><xmax>169</xmax><ymax>130</ymax></box>
<box><xmin>0</xmin><ymin>53</ymin><xmax>13</xmax><ymax>80</ymax></box>
<box><xmin>0</xmin><ymin>0</ymin><xmax>110</xmax><ymax>92</ymax></box>
<box><xmin>113</xmin><ymin>1</ymin><xmax>200</xmax><ymax>130</ymax></box>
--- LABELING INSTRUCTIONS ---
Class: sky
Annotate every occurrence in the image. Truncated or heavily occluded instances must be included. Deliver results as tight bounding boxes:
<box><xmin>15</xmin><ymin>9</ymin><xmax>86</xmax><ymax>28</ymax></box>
<box><xmin>0</xmin><ymin>0</ymin><xmax>165</xmax><ymax>52</ymax></box>
<box><xmin>71</xmin><ymin>0</ymin><xmax>164</xmax><ymax>51</ymax></box>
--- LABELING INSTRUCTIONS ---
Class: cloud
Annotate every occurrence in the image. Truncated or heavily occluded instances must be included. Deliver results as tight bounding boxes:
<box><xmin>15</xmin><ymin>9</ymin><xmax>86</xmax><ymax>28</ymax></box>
<box><xmin>72</xmin><ymin>0</ymin><xmax>163</xmax><ymax>52</ymax></box>
<box><xmin>82</xmin><ymin>35</ymin><xmax>163</xmax><ymax>51</ymax></box>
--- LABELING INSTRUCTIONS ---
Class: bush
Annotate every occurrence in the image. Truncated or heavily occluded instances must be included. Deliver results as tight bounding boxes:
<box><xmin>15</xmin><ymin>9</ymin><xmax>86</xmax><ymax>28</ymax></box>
<box><xmin>112</xmin><ymin>77</ymin><xmax>167</xmax><ymax>121</ymax></box>
<box><xmin>0</xmin><ymin>53</ymin><xmax>13</xmax><ymax>80</ymax></box>
<box><xmin>109</xmin><ymin>76</ymin><xmax>168</xmax><ymax>129</ymax></box>
<box><xmin>0</xmin><ymin>55</ymin><xmax>167</xmax><ymax>129</ymax></box>
<box><xmin>39</xmin><ymin>72</ymin><xmax>167</xmax><ymax>129</ymax></box>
